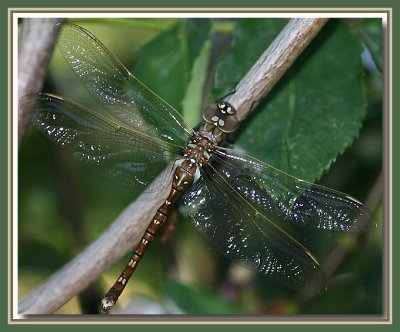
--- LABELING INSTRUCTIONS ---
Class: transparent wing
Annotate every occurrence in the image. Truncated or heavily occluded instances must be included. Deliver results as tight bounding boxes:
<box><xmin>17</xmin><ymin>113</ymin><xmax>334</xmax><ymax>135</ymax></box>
<box><xmin>182</xmin><ymin>162</ymin><xmax>327</xmax><ymax>293</ymax></box>
<box><xmin>54</xmin><ymin>22</ymin><xmax>193</xmax><ymax>145</ymax></box>
<box><xmin>22</xmin><ymin>93</ymin><xmax>179</xmax><ymax>191</ymax></box>
<box><xmin>210</xmin><ymin>147</ymin><xmax>374</xmax><ymax>232</ymax></box>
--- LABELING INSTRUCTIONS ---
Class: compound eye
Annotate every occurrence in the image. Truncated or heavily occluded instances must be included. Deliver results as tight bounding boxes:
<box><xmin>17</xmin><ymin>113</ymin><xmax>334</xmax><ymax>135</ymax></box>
<box><xmin>203</xmin><ymin>104</ymin><xmax>218</xmax><ymax>123</ymax></box>
<box><xmin>220</xmin><ymin>115</ymin><xmax>238</xmax><ymax>133</ymax></box>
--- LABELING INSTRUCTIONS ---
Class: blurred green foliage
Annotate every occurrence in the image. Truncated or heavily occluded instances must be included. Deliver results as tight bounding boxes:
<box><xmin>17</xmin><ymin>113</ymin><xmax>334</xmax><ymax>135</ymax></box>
<box><xmin>19</xmin><ymin>18</ymin><xmax>382</xmax><ymax>315</ymax></box>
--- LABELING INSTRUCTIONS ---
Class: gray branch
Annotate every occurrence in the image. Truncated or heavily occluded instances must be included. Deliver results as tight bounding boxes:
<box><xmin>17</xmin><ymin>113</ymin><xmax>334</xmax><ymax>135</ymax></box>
<box><xmin>18</xmin><ymin>18</ymin><xmax>328</xmax><ymax>314</ymax></box>
<box><xmin>18</xmin><ymin>18</ymin><xmax>65</xmax><ymax>146</ymax></box>
<box><xmin>226</xmin><ymin>17</ymin><xmax>328</xmax><ymax>121</ymax></box>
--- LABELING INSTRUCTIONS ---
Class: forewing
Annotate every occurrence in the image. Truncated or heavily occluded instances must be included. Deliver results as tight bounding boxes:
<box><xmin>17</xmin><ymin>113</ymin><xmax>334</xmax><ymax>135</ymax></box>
<box><xmin>22</xmin><ymin>93</ymin><xmax>179</xmax><ymax>191</ymax></box>
<box><xmin>54</xmin><ymin>22</ymin><xmax>193</xmax><ymax>145</ymax></box>
<box><xmin>211</xmin><ymin>147</ymin><xmax>374</xmax><ymax>232</ymax></box>
<box><xmin>181</xmin><ymin>163</ymin><xmax>327</xmax><ymax>293</ymax></box>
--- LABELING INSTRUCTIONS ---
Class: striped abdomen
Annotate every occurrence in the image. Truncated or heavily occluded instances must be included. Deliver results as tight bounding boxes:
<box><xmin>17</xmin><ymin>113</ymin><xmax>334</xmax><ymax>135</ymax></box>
<box><xmin>100</xmin><ymin>159</ymin><xmax>197</xmax><ymax>311</ymax></box>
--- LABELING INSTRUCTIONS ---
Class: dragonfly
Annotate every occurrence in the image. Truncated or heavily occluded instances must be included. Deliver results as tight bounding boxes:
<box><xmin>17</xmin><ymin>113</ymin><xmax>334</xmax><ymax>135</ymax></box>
<box><xmin>20</xmin><ymin>22</ymin><xmax>373</xmax><ymax>312</ymax></box>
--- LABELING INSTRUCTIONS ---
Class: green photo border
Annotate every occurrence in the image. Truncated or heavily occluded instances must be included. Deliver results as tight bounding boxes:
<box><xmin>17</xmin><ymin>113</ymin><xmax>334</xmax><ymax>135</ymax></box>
<box><xmin>3</xmin><ymin>0</ymin><xmax>397</xmax><ymax>331</ymax></box>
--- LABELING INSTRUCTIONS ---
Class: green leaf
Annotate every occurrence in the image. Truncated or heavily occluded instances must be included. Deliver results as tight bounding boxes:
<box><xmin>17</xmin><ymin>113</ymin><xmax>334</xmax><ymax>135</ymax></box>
<box><xmin>164</xmin><ymin>280</ymin><xmax>242</xmax><ymax>314</ymax></box>
<box><xmin>133</xmin><ymin>18</ymin><xmax>211</xmax><ymax>113</ymax></box>
<box><xmin>214</xmin><ymin>19</ymin><xmax>367</xmax><ymax>182</ymax></box>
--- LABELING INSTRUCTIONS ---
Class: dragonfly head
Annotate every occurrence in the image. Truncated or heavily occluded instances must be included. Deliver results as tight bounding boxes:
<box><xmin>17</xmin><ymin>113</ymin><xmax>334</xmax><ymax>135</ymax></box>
<box><xmin>203</xmin><ymin>101</ymin><xmax>239</xmax><ymax>134</ymax></box>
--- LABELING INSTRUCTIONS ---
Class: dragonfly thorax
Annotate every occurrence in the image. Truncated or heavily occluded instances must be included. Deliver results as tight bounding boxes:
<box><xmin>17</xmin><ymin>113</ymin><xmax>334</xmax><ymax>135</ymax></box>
<box><xmin>182</xmin><ymin>132</ymin><xmax>216</xmax><ymax>167</ymax></box>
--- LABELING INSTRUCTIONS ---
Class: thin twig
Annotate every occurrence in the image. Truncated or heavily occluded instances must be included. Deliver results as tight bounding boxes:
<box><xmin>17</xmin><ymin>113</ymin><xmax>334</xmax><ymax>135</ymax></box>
<box><xmin>18</xmin><ymin>18</ymin><xmax>328</xmax><ymax>314</ymax></box>
<box><xmin>18</xmin><ymin>18</ymin><xmax>65</xmax><ymax>146</ymax></box>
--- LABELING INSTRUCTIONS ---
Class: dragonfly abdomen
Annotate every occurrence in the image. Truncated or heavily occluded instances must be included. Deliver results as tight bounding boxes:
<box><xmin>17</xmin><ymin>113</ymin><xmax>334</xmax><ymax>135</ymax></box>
<box><xmin>101</xmin><ymin>158</ymin><xmax>198</xmax><ymax>312</ymax></box>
